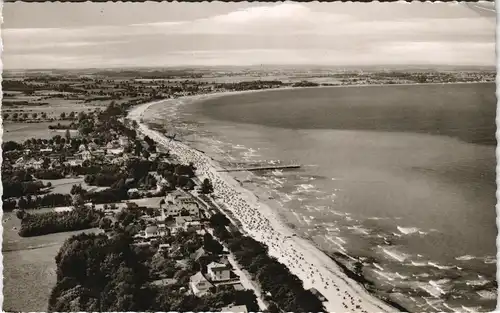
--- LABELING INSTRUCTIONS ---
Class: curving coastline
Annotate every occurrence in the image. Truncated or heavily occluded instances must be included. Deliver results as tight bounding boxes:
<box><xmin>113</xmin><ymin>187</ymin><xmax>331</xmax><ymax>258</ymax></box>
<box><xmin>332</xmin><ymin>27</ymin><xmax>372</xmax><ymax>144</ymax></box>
<box><xmin>128</xmin><ymin>93</ymin><xmax>398</xmax><ymax>313</ymax></box>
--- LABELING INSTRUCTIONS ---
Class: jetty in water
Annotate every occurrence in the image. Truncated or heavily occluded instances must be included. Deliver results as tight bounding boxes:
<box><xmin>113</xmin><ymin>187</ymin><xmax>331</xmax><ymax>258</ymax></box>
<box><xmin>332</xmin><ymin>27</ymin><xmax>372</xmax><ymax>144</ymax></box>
<box><xmin>217</xmin><ymin>164</ymin><xmax>301</xmax><ymax>172</ymax></box>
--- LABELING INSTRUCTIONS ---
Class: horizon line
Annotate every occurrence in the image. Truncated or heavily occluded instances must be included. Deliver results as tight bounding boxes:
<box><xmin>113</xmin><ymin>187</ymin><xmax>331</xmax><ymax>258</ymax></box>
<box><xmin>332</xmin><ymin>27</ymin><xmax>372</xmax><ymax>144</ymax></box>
<box><xmin>5</xmin><ymin>64</ymin><xmax>497</xmax><ymax>72</ymax></box>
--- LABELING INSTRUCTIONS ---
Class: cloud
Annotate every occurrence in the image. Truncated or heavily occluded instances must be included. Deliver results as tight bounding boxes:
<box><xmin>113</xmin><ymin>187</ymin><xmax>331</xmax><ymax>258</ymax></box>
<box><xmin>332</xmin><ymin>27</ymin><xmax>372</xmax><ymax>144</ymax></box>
<box><xmin>2</xmin><ymin>2</ymin><xmax>495</xmax><ymax>69</ymax></box>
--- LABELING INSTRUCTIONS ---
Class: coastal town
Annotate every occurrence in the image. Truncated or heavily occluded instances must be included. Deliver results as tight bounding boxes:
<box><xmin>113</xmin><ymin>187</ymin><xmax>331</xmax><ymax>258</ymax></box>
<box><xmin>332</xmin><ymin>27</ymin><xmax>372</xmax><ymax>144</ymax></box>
<box><xmin>3</xmin><ymin>69</ymin><xmax>332</xmax><ymax>312</ymax></box>
<box><xmin>2</xmin><ymin>68</ymin><xmax>496</xmax><ymax>312</ymax></box>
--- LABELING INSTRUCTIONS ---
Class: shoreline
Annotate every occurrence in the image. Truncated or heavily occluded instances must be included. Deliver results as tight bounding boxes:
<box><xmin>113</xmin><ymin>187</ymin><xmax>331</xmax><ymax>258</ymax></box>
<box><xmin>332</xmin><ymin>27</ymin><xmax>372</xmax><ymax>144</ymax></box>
<box><xmin>128</xmin><ymin>80</ymin><xmax>494</xmax><ymax>313</ymax></box>
<box><xmin>132</xmin><ymin>80</ymin><xmax>493</xmax><ymax>124</ymax></box>
<box><xmin>128</xmin><ymin>90</ymin><xmax>401</xmax><ymax>312</ymax></box>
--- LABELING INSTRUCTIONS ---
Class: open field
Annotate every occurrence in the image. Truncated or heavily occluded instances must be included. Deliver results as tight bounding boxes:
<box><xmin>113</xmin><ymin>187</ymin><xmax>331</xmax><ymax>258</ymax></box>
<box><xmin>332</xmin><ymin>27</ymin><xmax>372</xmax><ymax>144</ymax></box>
<box><xmin>3</xmin><ymin>121</ymin><xmax>78</xmax><ymax>141</ymax></box>
<box><xmin>2</xmin><ymin>211</ymin><xmax>100</xmax><ymax>311</ymax></box>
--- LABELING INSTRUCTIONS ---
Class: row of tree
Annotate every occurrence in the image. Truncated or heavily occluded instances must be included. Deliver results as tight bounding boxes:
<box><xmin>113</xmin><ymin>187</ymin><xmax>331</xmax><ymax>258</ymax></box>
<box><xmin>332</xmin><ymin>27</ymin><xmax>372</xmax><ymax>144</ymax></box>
<box><xmin>18</xmin><ymin>207</ymin><xmax>103</xmax><ymax>237</ymax></box>
<box><xmin>209</xmin><ymin>213</ymin><xmax>325</xmax><ymax>312</ymax></box>
<box><xmin>4</xmin><ymin>193</ymin><xmax>72</xmax><ymax>211</ymax></box>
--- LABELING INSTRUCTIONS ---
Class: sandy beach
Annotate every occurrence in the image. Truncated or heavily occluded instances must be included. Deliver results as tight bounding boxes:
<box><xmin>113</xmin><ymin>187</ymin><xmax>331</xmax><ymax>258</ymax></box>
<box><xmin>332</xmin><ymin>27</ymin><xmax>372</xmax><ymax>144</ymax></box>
<box><xmin>128</xmin><ymin>93</ymin><xmax>399</xmax><ymax>313</ymax></box>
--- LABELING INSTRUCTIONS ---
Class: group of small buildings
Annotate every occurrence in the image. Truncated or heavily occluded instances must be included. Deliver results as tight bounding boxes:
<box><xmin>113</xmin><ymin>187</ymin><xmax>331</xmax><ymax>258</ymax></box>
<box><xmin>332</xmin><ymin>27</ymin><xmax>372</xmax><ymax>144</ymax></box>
<box><xmin>12</xmin><ymin>135</ymin><xmax>133</xmax><ymax>170</ymax></box>
<box><xmin>133</xmin><ymin>189</ymin><xmax>205</xmax><ymax>241</ymax></box>
<box><xmin>126</xmin><ymin>190</ymin><xmax>248</xmax><ymax>311</ymax></box>
<box><xmin>188</xmin><ymin>259</ymin><xmax>239</xmax><ymax>296</ymax></box>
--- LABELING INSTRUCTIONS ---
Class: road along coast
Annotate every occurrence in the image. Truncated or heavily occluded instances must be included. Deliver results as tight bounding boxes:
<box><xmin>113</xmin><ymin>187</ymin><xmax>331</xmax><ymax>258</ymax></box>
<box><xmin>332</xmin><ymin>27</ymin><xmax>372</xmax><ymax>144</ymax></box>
<box><xmin>128</xmin><ymin>95</ymin><xmax>397</xmax><ymax>313</ymax></box>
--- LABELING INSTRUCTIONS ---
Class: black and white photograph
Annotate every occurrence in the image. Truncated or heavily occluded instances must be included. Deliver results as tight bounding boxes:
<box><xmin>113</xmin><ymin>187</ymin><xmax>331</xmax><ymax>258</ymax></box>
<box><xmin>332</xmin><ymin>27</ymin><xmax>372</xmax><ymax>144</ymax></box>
<box><xmin>1</xmin><ymin>1</ymin><xmax>497</xmax><ymax>312</ymax></box>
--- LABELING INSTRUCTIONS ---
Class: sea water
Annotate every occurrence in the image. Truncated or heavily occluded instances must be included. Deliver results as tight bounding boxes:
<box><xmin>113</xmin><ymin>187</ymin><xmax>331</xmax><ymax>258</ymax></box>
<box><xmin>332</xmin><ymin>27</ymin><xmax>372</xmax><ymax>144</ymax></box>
<box><xmin>145</xmin><ymin>83</ymin><xmax>497</xmax><ymax>312</ymax></box>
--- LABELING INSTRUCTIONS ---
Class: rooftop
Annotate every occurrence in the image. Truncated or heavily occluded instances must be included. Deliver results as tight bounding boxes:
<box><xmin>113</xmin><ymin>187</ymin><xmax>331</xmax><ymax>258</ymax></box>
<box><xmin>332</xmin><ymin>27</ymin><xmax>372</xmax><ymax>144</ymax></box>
<box><xmin>207</xmin><ymin>262</ymin><xmax>230</xmax><ymax>271</ymax></box>
<box><xmin>221</xmin><ymin>305</ymin><xmax>248</xmax><ymax>313</ymax></box>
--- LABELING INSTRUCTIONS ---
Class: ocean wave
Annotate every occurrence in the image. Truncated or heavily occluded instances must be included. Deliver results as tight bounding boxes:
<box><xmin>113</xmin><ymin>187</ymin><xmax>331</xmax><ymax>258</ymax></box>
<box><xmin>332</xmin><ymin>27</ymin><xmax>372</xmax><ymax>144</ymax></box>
<box><xmin>373</xmin><ymin>263</ymin><xmax>384</xmax><ymax>271</ymax></box>
<box><xmin>381</xmin><ymin>247</ymin><xmax>408</xmax><ymax>262</ymax></box>
<box><xmin>466</xmin><ymin>277</ymin><xmax>489</xmax><ymax>287</ymax></box>
<box><xmin>232</xmin><ymin>144</ymin><xmax>247</xmax><ymax>150</ymax></box>
<box><xmin>412</xmin><ymin>272</ymin><xmax>431</xmax><ymax>278</ymax></box>
<box><xmin>423</xmin><ymin>297</ymin><xmax>445</xmax><ymax>311</ymax></box>
<box><xmin>419</xmin><ymin>283</ymin><xmax>446</xmax><ymax>298</ymax></box>
<box><xmin>428</xmin><ymin>262</ymin><xmax>457</xmax><ymax>270</ymax></box>
<box><xmin>397</xmin><ymin>226</ymin><xmax>420</xmax><ymax>235</ymax></box>
<box><xmin>346</xmin><ymin>225</ymin><xmax>371</xmax><ymax>235</ymax></box>
<box><xmin>279</xmin><ymin>193</ymin><xmax>294</xmax><ymax>202</ymax></box>
<box><xmin>272</xmin><ymin>169</ymin><xmax>283</xmax><ymax>176</ymax></box>
<box><xmin>366</xmin><ymin>216</ymin><xmax>392</xmax><ymax>221</ymax></box>
<box><xmin>324</xmin><ymin>235</ymin><xmax>347</xmax><ymax>252</ymax></box>
<box><xmin>461</xmin><ymin>305</ymin><xmax>483</xmax><ymax>313</ymax></box>
<box><xmin>395</xmin><ymin>272</ymin><xmax>409</xmax><ymax>280</ymax></box>
<box><xmin>455</xmin><ymin>255</ymin><xmax>476</xmax><ymax>261</ymax></box>
<box><xmin>293</xmin><ymin>183</ymin><xmax>322</xmax><ymax>195</ymax></box>
<box><xmin>331</xmin><ymin>210</ymin><xmax>349</xmax><ymax>217</ymax></box>
<box><xmin>482</xmin><ymin>256</ymin><xmax>496</xmax><ymax>264</ymax></box>
<box><xmin>373</xmin><ymin>270</ymin><xmax>395</xmax><ymax>281</ymax></box>
<box><xmin>476</xmin><ymin>290</ymin><xmax>497</xmax><ymax>300</ymax></box>
<box><xmin>410</xmin><ymin>261</ymin><xmax>427</xmax><ymax>267</ymax></box>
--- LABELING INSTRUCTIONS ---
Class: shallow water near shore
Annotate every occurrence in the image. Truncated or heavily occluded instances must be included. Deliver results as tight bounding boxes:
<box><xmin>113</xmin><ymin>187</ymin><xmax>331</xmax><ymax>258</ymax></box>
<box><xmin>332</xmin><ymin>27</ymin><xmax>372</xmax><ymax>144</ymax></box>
<box><xmin>144</xmin><ymin>83</ymin><xmax>497</xmax><ymax>312</ymax></box>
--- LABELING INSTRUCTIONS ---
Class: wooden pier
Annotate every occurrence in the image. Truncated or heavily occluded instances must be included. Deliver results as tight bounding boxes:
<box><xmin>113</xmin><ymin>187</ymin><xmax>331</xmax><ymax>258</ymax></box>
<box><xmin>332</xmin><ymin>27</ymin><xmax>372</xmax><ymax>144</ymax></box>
<box><xmin>217</xmin><ymin>164</ymin><xmax>301</xmax><ymax>172</ymax></box>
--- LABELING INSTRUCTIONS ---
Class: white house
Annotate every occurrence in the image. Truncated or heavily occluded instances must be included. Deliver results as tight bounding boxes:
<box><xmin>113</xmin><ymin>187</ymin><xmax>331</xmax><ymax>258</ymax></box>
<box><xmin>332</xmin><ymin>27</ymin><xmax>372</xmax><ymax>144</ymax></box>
<box><xmin>221</xmin><ymin>305</ymin><xmax>249</xmax><ymax>313</ymax></box>
<box><xmin>145</xmin><ymin>225</ymin><xmax>159</xmax><ymax>238</ymax></box>
<box><xmin>175</xmin><ymin>216</ymin><xmax>193</xmax><ymax>228</ymax></box>
<box><xmin>206</xmin><ymin>262</ymin><xmax>231</xmax><ymax>282</ymax></box>
<box><xmin>158</xmin><ymin>243</ymin><xmax>170</xmax><ymax>253</ymax></box>
<box><xmin>163</xmin><ymin>195</ymin><xmax>200</xmax><ymax>218</ymax></box>
<box><xmin>32</xmin><ymin>160</ymin><xmax>44</xmax><ymax>169</ymax></box>
<box><xmin>184</xmin><ymin>221</ymin><xmax>202</xmax><ymax>231</ymax></box>
<box><xmin>127</xmin><ymin>188</ymin><xmax>140</xmax><ymax>198</ymax></box>
<box><xmin>179</xmin><ymin>200</ymin><xmax>200</xmax><ymax>217</ymax></box>
<box><xmin>93</xmin><ymin>149</ymin><xmax>105</xmax><ymax>156</ymax></box>
<box><xmin>119</xmin><ymin>136</ymin><xmax>129</xmax><ymax>147</ymax></box>
<box><xmin>164</xmin><ymin>204</ymin><xmax>181</xmax><ymax>217</ymax></box>
<box><xmin>67</xmin><ymin>159</ymin><xmax>84</xmax><ymax>167</ymax></box>
<box><xmin>189</xmin><ymin>272</ymin><xmax>213</xmax><ymax>296</ymax></box>
<box><xmin>107</xmin><ymin>148</ymin><xmax>123</xmax><ymax>156</ymax></box>
<box><xmin>81</xmin><ymin>150</ymin><xmax>92</xmax><ymax>161</ymax></box>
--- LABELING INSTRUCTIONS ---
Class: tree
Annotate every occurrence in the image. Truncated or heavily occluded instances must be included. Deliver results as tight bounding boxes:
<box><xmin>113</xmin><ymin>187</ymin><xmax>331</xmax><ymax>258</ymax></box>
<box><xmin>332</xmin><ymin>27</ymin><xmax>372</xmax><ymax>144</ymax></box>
<box><xmin>18</xmin><ymin>198</ymin><xmax>28</xmax><ymax>210</ymax></box>
<box><xmin>267</xmin><ymin>301</ymin><xmax>280</xmax><ymax>313</ymax></box>
<box><xmin>3</xmin><ymin>141</ymin><xmax>22</xmax><ymax>152</ymax></box>
<box><xmin>201</xmin><ymin>178</ymin><xmax>214</xmax><ymax>194</ymax></box>
<box><xmin>42</xmin><ymin>157</ymin><xmax>51</xmax><ymax>169</ymax></box>
<box><xmin>134</xmin><ymin>141</ymin><xmax>143</xmax><ymax>156</ymax></box>
<box><xmin>72</xmin><ymin>194</ymin><xmax>84</xmax><ymax>208</ymax></box>
<box><xmin>65</xmin><ymin>129</ymin><xmax>71</xmax><ymax>142</ymax></box>
<box><xmin>15</xmin><ymin>209</ymin><xmax>27</xmax><ymax>220</ymax></box>
<box><xmin>60</xmin><ymin>112</ymin><xmax>66</xmax><ymax>120</ymax></box>
<box><xmin>209</xmin><ymin>213</ymin><xmax>230</xmax><ymax>228</ymax></box>
<box><xmin>32</xmin><ymin>112</ymin><xmax>38</xmax><ymax>119</ymax></box>
<box><xmin>70</xmin><ymin>184</ymin><xmax>85</xmax><ymax>196</ymax></box>
<box><xmin>99</xmin><ymin>217</ymin><xmax>112</xmax><ymax>230</ymax></box>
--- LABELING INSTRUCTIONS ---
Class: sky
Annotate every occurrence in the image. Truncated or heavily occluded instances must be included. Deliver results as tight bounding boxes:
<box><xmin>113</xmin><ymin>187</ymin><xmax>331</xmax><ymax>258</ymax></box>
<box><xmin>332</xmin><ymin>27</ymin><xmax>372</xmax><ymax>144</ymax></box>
<box><xmin>1</xmin><ymin>1</ymin><xmax>496</xmax><ymax>69</ymax></box>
